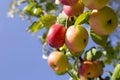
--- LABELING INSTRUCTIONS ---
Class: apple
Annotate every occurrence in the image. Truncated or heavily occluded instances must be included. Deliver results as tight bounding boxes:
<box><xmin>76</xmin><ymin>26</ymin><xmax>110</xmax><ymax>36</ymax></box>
<box><xmin>82</xmin><ymin>0</ymin><xmax>109</xmax><ymax>10</ymax></box>
<box><xmin>94</xmin><ymin>61</ymin><xmax>103</xmax><ymax>77</ymax></box>
<box><xmin>65</xmin><ymin>25</ymin><xmax>88</xmax><ymax>56</ymax></box>
<box><xmin>89</xmin><ymin>6</ymin><xmax>118</xmax><ymax>35</ymax></box>
<box><xmin>79</xmin><ymin>61</ymin><xmax>103</xmax><ymax>78</ymax></box>
<box><xmin>59</xmin><ymin>0</ymin><xmax>78</xmax><ymax>5</ymax></box>
<box><xmin>48</xmin><ymin>51</ymin><xmax>70</xmax><ymax>75</ymax></box>
<box><xmin>62</xmin><ymin>0</ymin><xmax>84</xmax><ymax>17</ymax></box>
<box><xmin>79</xmin><ymin>61</ymin><xmax>97</xmax><ymax>78</ymax></box>
<box><xmin>46</xmin><ymin>24</ymin><xmax>66</xmax><ymax>48</ymax></box>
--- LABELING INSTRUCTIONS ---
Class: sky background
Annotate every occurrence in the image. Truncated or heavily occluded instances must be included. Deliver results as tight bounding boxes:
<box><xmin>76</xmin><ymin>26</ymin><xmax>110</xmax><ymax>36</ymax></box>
<box><xmin>0</xmin><ymin>1</ymin><xmax>69</xmax><ymax>80</ymax></box>
<box><xmin>0</xmin><ymin>0</ymin><xmax>117</xmax><ymax>80</ymax></box>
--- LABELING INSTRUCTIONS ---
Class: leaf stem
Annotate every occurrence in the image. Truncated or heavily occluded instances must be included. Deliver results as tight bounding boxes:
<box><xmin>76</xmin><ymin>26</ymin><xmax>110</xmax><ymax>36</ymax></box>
<box><xmin>79</xmin><ymin>56</ymin><xmax>84</xmax><ymax>63</ymax></box>
<box><xmin>67</xmin><ymin>71</ymin><xmax>78</xmax><ymax>80</ymax></box>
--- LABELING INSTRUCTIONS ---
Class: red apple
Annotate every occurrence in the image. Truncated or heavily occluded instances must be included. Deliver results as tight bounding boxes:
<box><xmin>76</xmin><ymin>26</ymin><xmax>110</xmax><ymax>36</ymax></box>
<box><xmin>62</xmin><ymin>0</ymin><xmax>84</xmax><ymax>17</ymax></box>
<box><xmin>79</xmin><ymin>61</ymin><xmax>103</xmax><ymax>78</ymax></box>
<box><xmin>65</xmin><ymin>25</ymin><xmax>88</xmax><ymax>56</ymax></box>
<box><xmin>59</xmin><ymin>0</ymin><xmax>78</xmax><ymax>5</ymax></box>
<box><xmin>48</xmin><ymin>51</ymin><xmax>70</xmax><ymax>75</ymax></box>
<box><xmin>46</xmin><ymin>24</ymin><xmax>66</xmax><ymax>48</ymax></box>
<box><xmin>79</xmin><ymin>61</ymin><xmax>96</xmax><ymax>78</ymax></box>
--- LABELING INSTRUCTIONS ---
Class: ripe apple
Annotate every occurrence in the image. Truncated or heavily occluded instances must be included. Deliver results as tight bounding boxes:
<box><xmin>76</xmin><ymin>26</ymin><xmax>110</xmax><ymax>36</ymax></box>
<box><xmin>82</xmin><ymin>0</ymin><xmax>109</xmax><ymax>10</ymax></box>
<box><xmin>48</xmin><ymin>51</ymin><xmax>70</xmax><ymax>75</ymax></box>
<box><xmin>89</xmin><ymin>6</ymin><xmax>118</xmax><ymax>35</ymax></box>
<box><xmin>62</xmin><ymin>0</ymin><xmax>84</xmax><ymax>17</ymax></box>
<box><xmin>79</xmin><ymin>61</ymin><xmax>97</xmax><ymax>78</ymax></box>
<box><xmin>94</xmin><ymin>61</ymin><xmax>103</xmax><ymax>77</ymax></box>
<box><xmin>79</xmin><ymin>61</ymin><xmax>103</xmax><ymax>78</ymax></box>
<box><xmin>65</xmin><ymin>25</ymin><xmax>88</xmax><ymax>56</ymax></box>
<box><xmin>59</xmin><ymin>0</ymin><xmax>78</xmax><ymax>5</ymax></box>
<box><xmin>46</xmin><ymin>24</ymin><xmax>66</xmax><ymax>48</ymax></box>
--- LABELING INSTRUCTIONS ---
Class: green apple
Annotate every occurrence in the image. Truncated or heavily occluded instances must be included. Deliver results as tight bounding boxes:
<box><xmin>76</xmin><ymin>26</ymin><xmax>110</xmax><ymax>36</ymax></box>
<box><xmin>65</xmin><ymin>25</ymin><xmax>88</xmax><ymax>56</ymax></box>
<box><xmin>48</xmin><ymin>51</ymin><xmax>70</xmax><ymax>75</ymax></box>
<box><xmin>82</xmin><ymin>0</ymin><xmax>109</xmax><ymax>10</ymax></box>
<box><xmin>89</xmin><ymin>6</ymin><xmax>118</xmax><ymax>35</ymax></box>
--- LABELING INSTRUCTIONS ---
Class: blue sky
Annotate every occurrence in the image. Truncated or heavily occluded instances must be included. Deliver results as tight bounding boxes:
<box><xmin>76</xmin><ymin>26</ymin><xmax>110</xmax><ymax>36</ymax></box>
<box><xmin>0</xmin><ymin>1</ymin><xmax>116</xmax><ymax>80</ymax></box>
<box><xmin>0</xmin><ymin>1</ymin><xmax>70</xmax><ymax>80</ymax></box>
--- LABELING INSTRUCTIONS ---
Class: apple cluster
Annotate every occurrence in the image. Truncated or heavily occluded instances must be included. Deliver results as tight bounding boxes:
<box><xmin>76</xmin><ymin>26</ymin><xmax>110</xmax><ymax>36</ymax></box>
<box><xmin>45</xmin><ymin>0</ymin><xmax>118</xmax><ymax>79</ymax></box>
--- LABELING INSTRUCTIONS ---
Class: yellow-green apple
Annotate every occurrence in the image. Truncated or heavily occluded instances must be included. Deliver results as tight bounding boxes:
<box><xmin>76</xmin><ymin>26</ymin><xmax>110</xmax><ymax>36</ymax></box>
<box><xmin>62</xmin><ymin>0</ymin><xmax>84</xmax><ymax>17</ymax></box>
<box><xmin>89</xmin><ymin>6</ymin><xmax>118</xmax><ymax>35</ymax></box>
<box><xmin>48</xmin><ymin>51</ymin><xmax>70</xmax><ymax>75</ymax></box>
<box><xmin>65</xmin><ymin>25</ymin><xmax>88</xmax><ymax>56</ymax></box>
<box><xmin>79</xmin><ymin>61</ymin><xmax>103</xmax><ymax>78</ymax></box>
<box><xmin>82</xmin><ymin>0</ymin><xmax>109</xmax><ymax>10</ymax></box>
<box><xmin>46</xmin><ymin>24</ymin><xmax>66</xmax><ymax>48</ymax></box>
<box><xmin>59</xmin><ymin>0</ymin><xmax>78</xmax><ymax>5</ymax></box>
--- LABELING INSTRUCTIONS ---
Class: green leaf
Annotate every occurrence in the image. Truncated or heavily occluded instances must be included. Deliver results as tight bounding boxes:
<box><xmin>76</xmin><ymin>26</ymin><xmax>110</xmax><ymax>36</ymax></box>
<box><xmin>84</xmin><ymin>47</ymin><xmax>102</xmax><ymax>61</ymax></box>
<box><xmin>56</xmin><ymin>13</ymin><xmax>66</xmax><ymax>26</ymax></box>
<box><xmin>56</xmin><ymin>13</ymin><xmax>74</xmax><ymax>27</ymax></box>
<box><xmin>90</xmin><ymin>30</ymin><xmax>108</xmax><ymax>47</ymax></box>
<box><xmin>84</xmin><ymin>47</ymin><xmax>96</xmax><ymax>61</ymax></box>
<box><xmin>104</xmin><ymin>76</ymin><xmax>111</xmax><ymax>80</ymax></box>
<box><xmin>74</xmin><ymin>11</ymin><xmax>91</xmax><ymax>26</ymax></box>
<box><xmin>23</xmin><ymin>4</ymin><xmax>34</xmax><ymax>15</ymax></box>
<box><xmin>103</xmin><ymin>46</ymin><xmax>115</xmax><ymax>65</ymax></box>
<box><xmin>106</xmin><ymin>46</ymin><xmax>115</xmax><ymax>58</ymax></box>
<box><xmin>40</xmin><ymin>0</ymin><xmax>46</xmax><ymax>3</ymax></box>
<box><xmin>33</xmin><ymin>7</ymin><xmax>43</xmax><ymax>17</ymax></box>
<box><xmin>37</xmin><ymin>32</ymin><xmax>47</xmax><ymax>43</ymax></box>
<box><xmin>46</xmin><ymin>2</ymin><xmax>56</xmax><ymax>11</ymax></box>
<box><xmin>27</xmin><ymin>21</ymin><xmax>42</xmax><ymax>33</ymax></box>
<box><xmin>40</xmin><ymin>14</ymin><xmax>56</xmax><ymax>27</ymax></box>
<box><xmin>112</xmin><ymin>64</ymin><xmax>120</xmax><ymax>80</ymax></box>
<box><xmin>92</xmin><ymin>51</ymin><xmax>103</xmax><ymax>61</ymax></box>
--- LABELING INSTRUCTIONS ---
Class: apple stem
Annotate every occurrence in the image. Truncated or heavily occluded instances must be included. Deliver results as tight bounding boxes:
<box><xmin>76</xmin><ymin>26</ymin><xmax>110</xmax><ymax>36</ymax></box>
<box><xmin>65</xmin><ymin>17</ymin><xmax>69</xmax><ymax>28</ymax></box>
<box><xmin>31</xmin><ymin>0</ymin><xmax>37</xmax><ymax>2</ymax></box>
<box><xmin>99</xmin><ymin>76</ymin><xmax>104</xmax><ymax>80</ymax></box>
<box><xmin>67</xmin><ymin>71</ymin><xmax>78</xmax><ymax>80</ymax></box>
<box><xmin>88</xmin><ymin>78</ymin><xmax>94</xmax><ymax>80</ymax></box>
<box><xmin>79</xmin><ymin>56</ymin><xmax>84</xmax><ymax>63</ymax></box>
<box><xmin>71</xmin><ymin>17</ymin><xmax>75</xmax><ymax>23</ymax></box>
<box><xmin>56</xmin><ymin>48</ymin><xmax>60</xmax><ymax>51</ymax></box>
